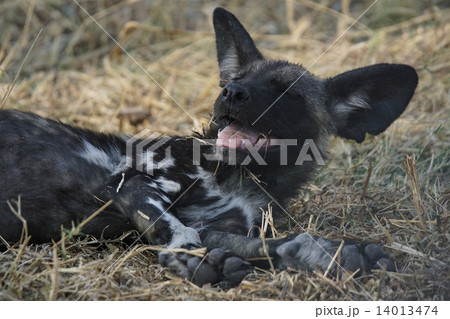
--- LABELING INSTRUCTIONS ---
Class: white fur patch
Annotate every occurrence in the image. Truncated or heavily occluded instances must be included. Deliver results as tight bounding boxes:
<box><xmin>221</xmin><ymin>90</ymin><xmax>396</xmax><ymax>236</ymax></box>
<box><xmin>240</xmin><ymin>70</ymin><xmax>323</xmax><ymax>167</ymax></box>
<box><xmin>156</xmin><ymin>177</ymin><xmax>181</xmax><ymax>193</ymax></box>
<box><xmin>131</xmin><ymin>149</ymin><xmax>174</xmax><ymax>174</ymax></box>
<box><xmin>147</xmin><ymin>197</ymin><xmax>164</xmax><ymax>212</ymax></box>
<box><xmin>334</xmin><ymin>92</ymin><xmax>371</xmax><ymax>120</ymax></box>
<box><xmin>186</xmin><ymin>166</ymin><xmax>212</xmax><ymax>181</ymax></box>
<box><xmin>159</xmin><ymin>193</ymin><xmax>171</xmax><ymax>203</ymax></box>
<box><xmin>163</xmin><ymin>214</ymin><xmax>201</xmax><ymax>249</ymax></box>
<box><xmin>111</xmin><ymin>157</ymin><xmax>128</xmax><ymax>176</ymax></box>
<box><xmin>181</xmin><ymin>167</ymin><xmax>264</xmax><ymax>231</ymax></box>
<box><xmin>80</xmin><ymin>140</ymin><xmax>116</xmax><ymax>171</ymax></box>
<box><xmin>220</xmin><ymin>47</ymin><xmax>239</xmax><ymax>78</ymax></box>
<box><xmin>147</xmin><ymin>181</ymin><xmax>158</xmax><ymax>188</ymax></box>
<box><xmin>347</xmin><ymin>94</ymin><xmax>371</xmax><ymax>109</ymax></box>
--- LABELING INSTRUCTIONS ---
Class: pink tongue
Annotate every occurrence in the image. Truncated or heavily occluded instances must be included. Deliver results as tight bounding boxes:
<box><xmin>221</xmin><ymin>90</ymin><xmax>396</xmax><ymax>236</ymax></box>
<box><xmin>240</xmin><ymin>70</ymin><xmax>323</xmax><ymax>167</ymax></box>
<box><xmin>216</xmin><ymin>121</ymin><xmax>261</xmax><ymax>149</ymax></box>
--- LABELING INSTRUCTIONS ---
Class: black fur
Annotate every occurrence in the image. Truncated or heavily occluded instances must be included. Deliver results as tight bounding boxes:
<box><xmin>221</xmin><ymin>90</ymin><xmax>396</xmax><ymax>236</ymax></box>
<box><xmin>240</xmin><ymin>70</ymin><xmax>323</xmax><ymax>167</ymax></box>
<box><xmin>0</xmin><ymin>8</ymin><xmax>417</xmax><ymax>288</ymax></box>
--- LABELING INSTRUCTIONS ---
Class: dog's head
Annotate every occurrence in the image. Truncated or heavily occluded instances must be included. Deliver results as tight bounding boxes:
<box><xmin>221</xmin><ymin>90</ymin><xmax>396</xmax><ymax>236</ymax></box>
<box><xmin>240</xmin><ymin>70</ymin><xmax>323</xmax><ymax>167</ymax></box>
<box><xmin>208</xmin><ymin>8</ymin><xmax>418</xmax><ymax>166</ymax></box>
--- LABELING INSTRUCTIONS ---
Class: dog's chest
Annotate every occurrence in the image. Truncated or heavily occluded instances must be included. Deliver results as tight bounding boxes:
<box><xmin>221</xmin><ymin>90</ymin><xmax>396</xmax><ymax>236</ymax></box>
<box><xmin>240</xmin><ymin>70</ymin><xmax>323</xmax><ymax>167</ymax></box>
<box><xmin>173</xmin><ymin>167</ymin><xmax>267</xmax><ymax>236</ymax></box>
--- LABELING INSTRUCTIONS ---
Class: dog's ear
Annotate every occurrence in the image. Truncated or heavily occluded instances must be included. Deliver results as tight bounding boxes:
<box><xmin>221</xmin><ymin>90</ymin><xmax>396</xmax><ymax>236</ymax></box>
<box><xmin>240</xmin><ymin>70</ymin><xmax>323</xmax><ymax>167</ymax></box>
<box><xmin>213</xmin><ymin>8</ymin><xmax>263</xmax><ymax>86</ymax></box>
<box><xmin>325</xmin><ymin>63</ymin><xmax>418</xmax><ymax>143</ymax></box>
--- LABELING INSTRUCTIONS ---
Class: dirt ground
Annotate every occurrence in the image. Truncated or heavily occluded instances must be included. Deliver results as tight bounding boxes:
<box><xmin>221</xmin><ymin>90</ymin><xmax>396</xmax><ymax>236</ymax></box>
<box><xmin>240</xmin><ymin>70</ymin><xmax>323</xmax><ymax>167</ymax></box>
<box><xmin>0</xmin><ymin>0</ymin><xmax>448</xmax><ymax>300</ymax></box>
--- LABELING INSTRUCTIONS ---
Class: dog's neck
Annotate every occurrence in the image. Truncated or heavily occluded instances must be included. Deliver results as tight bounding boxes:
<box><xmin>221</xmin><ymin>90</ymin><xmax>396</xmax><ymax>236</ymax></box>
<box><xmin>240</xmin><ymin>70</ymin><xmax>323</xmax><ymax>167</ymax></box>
<box><xmin>195</xmin><ymin>137</ymin><xmax>325</xmax><ymax>208</ymax></box>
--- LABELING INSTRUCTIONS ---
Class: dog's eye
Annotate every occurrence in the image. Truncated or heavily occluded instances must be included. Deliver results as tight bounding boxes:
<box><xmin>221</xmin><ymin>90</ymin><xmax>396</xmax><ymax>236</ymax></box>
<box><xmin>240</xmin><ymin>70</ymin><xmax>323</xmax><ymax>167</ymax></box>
<box><xmin>231</xmin><ymin>72</ymin><xmax>245</xmax><ymax>81</ymax></box>
<box><xmin>270</xmin><ymin>79</ymin><xmax>288</xmax><ymax>92</ymax></box>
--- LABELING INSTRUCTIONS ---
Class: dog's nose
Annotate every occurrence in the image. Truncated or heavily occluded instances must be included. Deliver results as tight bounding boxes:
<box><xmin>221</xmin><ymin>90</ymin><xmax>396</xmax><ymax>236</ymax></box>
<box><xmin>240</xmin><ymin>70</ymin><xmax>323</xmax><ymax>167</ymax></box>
<box><xmin>221</xmin><ymin>83</ymin><xmax>249</xmax><ymax>105</ymax></box>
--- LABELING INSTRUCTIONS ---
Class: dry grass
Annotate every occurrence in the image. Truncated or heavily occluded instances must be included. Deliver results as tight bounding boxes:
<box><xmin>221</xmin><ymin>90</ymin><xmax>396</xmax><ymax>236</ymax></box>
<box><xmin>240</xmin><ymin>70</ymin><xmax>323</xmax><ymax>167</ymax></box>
<box><xmin>0</xmin><ymin>0</ymin><xmax>449</xmax><ymax>300</ymax></box>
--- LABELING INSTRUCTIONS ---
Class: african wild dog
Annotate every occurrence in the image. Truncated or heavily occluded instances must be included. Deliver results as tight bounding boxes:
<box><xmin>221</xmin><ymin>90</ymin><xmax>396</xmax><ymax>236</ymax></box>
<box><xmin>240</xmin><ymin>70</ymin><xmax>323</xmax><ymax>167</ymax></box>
<box><xmin>0</xmin><ymin>8</ymin><xmax>417</xmax><ymax>287</ymax></box>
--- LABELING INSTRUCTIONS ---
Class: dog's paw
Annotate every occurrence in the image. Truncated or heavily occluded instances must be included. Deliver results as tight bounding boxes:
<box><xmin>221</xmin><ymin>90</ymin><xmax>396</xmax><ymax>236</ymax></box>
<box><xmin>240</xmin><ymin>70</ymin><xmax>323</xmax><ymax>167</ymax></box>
<box><xmin>276</xmin><ymin>233</ymin><xmax>395</xmax><ymax>276</ymax></box>
<box><xmin>159</xmin><ymin>247</ymin><xmax>251</xmax><ymax>288</ymax></box>
<box><xmin>189</xmin><ymin>248</ymin><xmax>252</xmax><ymax>288</ymax></box>
<box><xmin>360</xmin><ymin>243</ymin><xmax>396</xmax><ymax>272</ymax></box>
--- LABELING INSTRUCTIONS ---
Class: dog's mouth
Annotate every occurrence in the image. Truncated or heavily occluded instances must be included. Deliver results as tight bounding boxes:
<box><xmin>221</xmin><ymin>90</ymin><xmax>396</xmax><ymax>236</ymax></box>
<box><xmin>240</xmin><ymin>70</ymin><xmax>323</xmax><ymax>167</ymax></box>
<box><xmin>216</xmin><ymin>117</ymin><xmax>279</xmax><ymax>150</ymax></box>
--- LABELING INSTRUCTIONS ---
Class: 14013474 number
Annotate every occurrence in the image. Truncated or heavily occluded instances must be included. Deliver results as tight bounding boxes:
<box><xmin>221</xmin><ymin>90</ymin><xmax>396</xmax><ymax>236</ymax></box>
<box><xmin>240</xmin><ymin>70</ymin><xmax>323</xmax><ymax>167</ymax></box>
<box><xmin>377</xmin><ymin>306</ymin><xmax>438</xmax><ymax>316</ymax></box>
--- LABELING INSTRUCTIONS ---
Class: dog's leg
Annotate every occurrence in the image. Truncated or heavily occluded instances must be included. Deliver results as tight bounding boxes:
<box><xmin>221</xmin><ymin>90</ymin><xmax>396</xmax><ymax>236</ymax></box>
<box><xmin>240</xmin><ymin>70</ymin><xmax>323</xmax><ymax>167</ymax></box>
<box><xmin>100</xmin><ymin>173</ymin><xmax>200</xmax><ymax>263</ymax></box>
<box><xmin>102</xmin><ymin>174</ymin><xmax>194</xmax><ymax>244</ymax></box>
<box><xmin>201</xmin><ymin>231</ymin><xmax>395</xmax><ymax>276</ymax></box>
<box><xmin>101</xmin><ymin>173</ymin><xmax>250</xmax><ymax>287</ymax></box>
